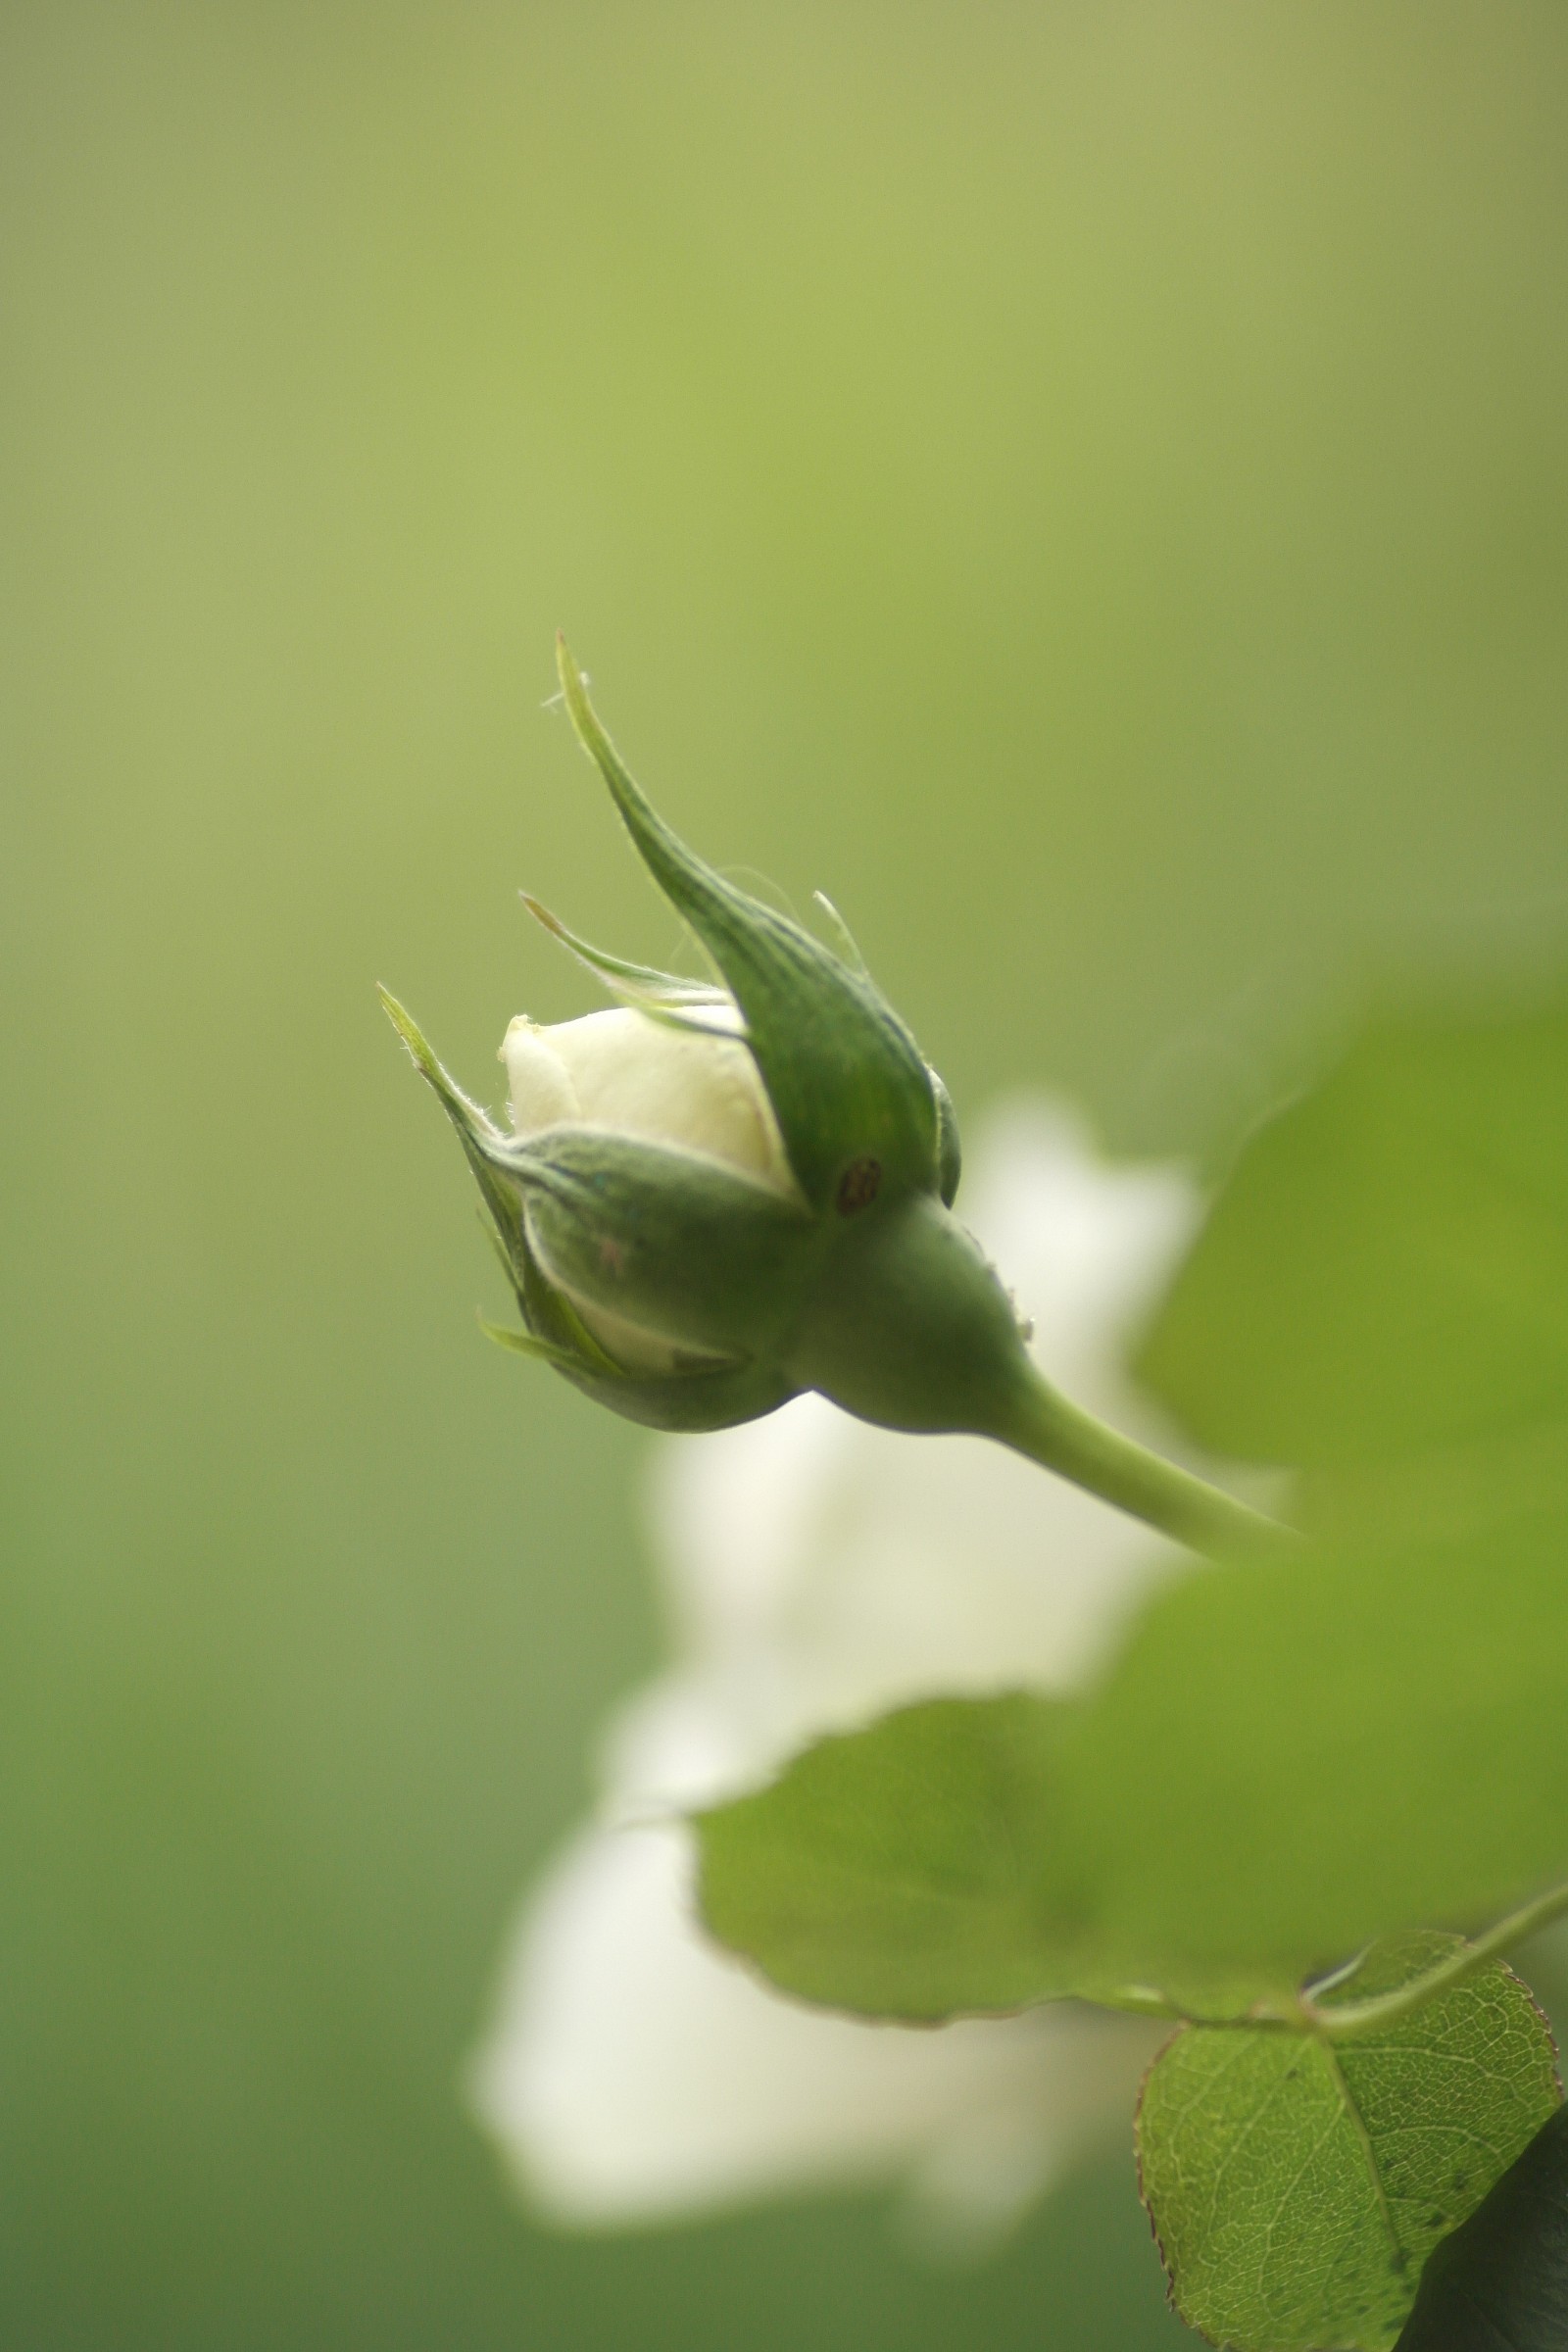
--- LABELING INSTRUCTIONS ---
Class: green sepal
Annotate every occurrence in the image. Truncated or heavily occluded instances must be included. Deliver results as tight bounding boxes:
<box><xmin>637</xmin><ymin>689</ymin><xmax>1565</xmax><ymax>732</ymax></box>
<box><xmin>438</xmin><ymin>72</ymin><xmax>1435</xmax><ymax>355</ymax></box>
<box><xmin>378</xmin><ymin>986</ymin><xmax>618</xmax><ymax>1378</ymax></box>
<box><xmin>484</xmin><ymin>1313</ymin><xmax>798</xmax><ymax>1430</ymax></box>
<box><xmin>809</xmin><ymin>889</ymin><xmax>869</xmax><ymax>976</ymax></box>
<box><xmin>378</xmin><ymin>982</ymin><xmax>531</xmax><ymax>1276</ymax></box>
<box><xmin>562</xmin><ymin>1354</ymin><xmax>800</xmax><ymax>1434</ymax></box>
<box><xmin>554</xmin><ymin>637</ymin><xmax>942</xmax><ymax>1210</ymax></box>
<box><xmin>929</xmin><ymin>1066</ymin><xmax>962</xmax><ymax>1207</ymax></box>
<box><xmin>483</xmin><ymin>1125</ymin><xmax>817</xmax><ymax>1363</ymax></box>
<box><xmin>477</xmin><ymin>1315</ymin><xmax>583</xmax><ymax>1373</ymax></box>
<box><xmin>520</xmin><ymin>893</ymin><xmax>731</xmax><ymax>1018</ymax></box>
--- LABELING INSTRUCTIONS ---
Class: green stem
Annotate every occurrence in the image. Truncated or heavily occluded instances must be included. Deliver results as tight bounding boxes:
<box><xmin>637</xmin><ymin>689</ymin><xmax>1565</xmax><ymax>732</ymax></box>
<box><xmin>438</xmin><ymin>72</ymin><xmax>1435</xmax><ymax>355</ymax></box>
<box><xmin>1000</xmin><ymin>1366</ymin><xmax>1296</xmax><ymax>1561</ymax></box>
<box><xmin>1305</xmin><ymin>1881</ymin><xmax>1568</xmax><ymax>2041</ymax></box>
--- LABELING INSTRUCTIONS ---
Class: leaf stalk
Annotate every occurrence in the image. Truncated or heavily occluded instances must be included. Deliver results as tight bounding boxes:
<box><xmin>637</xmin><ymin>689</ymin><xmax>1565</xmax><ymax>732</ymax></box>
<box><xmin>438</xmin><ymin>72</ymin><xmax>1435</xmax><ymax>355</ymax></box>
<box><xmin>1306</xmin><ymin>1882</ymin><xmax>1568</xmax><ymax>2040</ymax></box>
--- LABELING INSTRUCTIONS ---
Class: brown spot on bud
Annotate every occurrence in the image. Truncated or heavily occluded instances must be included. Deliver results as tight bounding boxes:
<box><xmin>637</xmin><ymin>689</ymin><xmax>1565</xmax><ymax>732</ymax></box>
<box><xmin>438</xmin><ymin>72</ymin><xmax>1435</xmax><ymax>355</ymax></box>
<box><xmin>836</xmin><ymin>1157</ymin><xmax>882</xmax><ymax>1214</ymax></box>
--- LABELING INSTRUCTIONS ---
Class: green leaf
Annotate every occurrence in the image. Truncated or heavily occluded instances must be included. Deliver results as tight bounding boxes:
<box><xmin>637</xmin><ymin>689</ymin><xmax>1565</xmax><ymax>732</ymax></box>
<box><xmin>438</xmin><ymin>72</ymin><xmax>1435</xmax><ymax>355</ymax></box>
<box><xmin>698</xmin><ymin>1697</ymin><xmax>1088</xmax><ymax>2020</ymax></box>
<box><xmin>698</xmin><ymin>1691</ymin><xmax>1290</xmax><ymax>2023</ymax></box>
<box><xmin>1137</xmin><ymin>991</ymin><xmax>1568</xmax><ymax>1470</ymax></box>
<box><xmin>697</xmin><ymin>1445</ymin><xmax>1568</xmax><ymax>2019</ymax></box>
<box><xmin>1396</xmin><ymin>2099</ymin><xmax>1568</xmax><ymax>2350</ymax></box>
<box><xmin>1054</xmin><ymin>1446</ymin><xmax>1568</xmax><ymax>1993</ymax></box>
<box><xmin>1137</xmin><ymin>1939</ymin><xmax>1560</xmax><ymax>2352</ymax></box>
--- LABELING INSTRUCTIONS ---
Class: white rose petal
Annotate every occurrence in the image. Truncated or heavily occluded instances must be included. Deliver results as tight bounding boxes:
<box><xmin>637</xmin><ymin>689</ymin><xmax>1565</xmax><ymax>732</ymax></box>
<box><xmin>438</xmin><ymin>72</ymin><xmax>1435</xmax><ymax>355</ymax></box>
<box><xmin>502</xmin><ymin>1005</ymin><xmax>792</xmax><ymax>1192</ymax></box>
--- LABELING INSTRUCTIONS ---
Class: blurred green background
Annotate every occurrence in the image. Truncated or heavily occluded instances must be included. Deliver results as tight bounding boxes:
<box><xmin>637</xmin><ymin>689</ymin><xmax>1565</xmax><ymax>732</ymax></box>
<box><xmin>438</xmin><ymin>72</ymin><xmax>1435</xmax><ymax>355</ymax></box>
<box><xmin>4</xmin><ymin>4</ymin><xmax>1567</xmax><ymax>2344</ymax></box>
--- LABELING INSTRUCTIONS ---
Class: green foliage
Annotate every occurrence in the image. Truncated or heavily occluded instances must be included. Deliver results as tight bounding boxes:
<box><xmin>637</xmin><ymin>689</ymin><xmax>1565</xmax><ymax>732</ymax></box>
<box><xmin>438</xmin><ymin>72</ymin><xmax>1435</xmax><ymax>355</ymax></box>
<box><xmin>1137</xmin><ymin>1938</ymin><xmax>1561</xmax><ymax>2351</ymax></box>
<box><xmin>700</xmin><ymin>1692</ymin><xmax>1269</xmax><ymax>2022</ymax></box>
<box><xmin>699</xmin><ymin>987</ymin><xmax>1568</xmax><ymax>1983</ymax></box>
<box><xmin>1136</xmin><ymin>994</ymin><xmax>1568</xmax><ymax>1471</ymax></box>
<box><xmin>699</xmin><ymin>1697</ymin><xmax>1083</xmax><ymax>2021</ymax></box>
<box><xmin>13</xmin><ymin>3</ymin><xmax>1568</xmax><ymax>2343</ymax></box>
<box><xmin>1058</xmin><ymin>1470</ymin><xmax>1568</xmax><ymax>1990</ymax></box>
<box><xmin>1395</xmin><ymin>2101</ymin><xmax>1568</xmax><ymax>2351</ymax></box>
<box><xmin>696</xmin><ymin>984</ymin><xmax>1568</xmax><ymax>2336</ymax></box>
<box><xmin>698</xmin><ymin>1448</ymin><xmax>1568</xmax><ymax>2018</ymax></box>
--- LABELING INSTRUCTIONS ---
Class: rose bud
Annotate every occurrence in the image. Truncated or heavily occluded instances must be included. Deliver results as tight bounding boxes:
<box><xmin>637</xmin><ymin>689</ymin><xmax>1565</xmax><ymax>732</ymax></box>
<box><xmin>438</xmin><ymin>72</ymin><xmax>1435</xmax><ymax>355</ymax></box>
<box><xmin>381</xmin><ymin>638</ymin><xmax>1286</xmax><ymax>1560</ymax></box>
<box><xmin>379</xmin><ymin>635</ymin><xmax>1023</xmax><ymax>1443</ymax></box>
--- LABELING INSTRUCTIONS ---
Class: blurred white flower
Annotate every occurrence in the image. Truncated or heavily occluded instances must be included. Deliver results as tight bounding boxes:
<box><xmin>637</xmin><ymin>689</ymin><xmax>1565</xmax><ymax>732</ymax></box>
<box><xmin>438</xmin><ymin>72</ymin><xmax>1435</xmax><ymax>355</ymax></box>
<box><xmin>469</xmin><ymin>1100</ymin><xmax>1206</xmax><ymax>2248</ymax></box>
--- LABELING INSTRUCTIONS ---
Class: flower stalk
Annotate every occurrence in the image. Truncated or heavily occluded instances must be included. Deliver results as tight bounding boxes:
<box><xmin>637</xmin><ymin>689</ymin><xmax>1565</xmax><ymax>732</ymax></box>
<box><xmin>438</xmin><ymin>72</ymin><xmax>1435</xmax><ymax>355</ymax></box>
<box><xmin>1001</xmin><ymin>1371</ymin><xmax>1296</xmax><ymax>1558</ymax></box>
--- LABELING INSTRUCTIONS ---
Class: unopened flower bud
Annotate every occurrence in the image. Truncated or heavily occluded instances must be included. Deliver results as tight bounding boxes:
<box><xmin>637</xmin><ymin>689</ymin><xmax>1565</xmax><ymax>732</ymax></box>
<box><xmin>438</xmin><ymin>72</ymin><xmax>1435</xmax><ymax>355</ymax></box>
<box><xmin>380</xmin><ymin>638</ymin><xmax>1039</xmax><ymax>1444</ymax></box>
